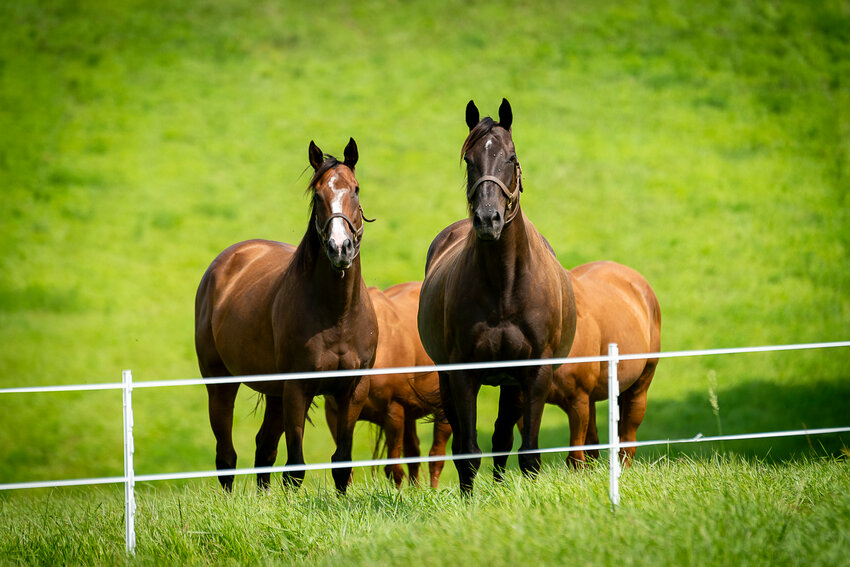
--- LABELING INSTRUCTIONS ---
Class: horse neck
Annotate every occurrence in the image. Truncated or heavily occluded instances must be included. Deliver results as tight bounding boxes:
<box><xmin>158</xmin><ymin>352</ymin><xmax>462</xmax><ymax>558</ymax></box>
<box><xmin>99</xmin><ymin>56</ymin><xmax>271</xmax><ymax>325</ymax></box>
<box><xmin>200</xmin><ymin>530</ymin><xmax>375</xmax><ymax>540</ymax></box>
<box><xmin>471</xmin><ymin>206</ymin><xmax>530</xmax><ymax>291</ymax></box>
<box><xmin>292</xmin><ymin>221</ymin><xmax>365</xmax><ymax>316</ymax></box>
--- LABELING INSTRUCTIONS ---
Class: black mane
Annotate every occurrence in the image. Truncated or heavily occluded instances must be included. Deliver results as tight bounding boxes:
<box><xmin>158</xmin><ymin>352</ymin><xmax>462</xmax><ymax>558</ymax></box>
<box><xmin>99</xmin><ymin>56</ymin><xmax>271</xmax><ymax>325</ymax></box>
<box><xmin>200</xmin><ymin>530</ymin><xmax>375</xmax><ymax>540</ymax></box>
<box><xmin>460</xmin><ymin>116</ymin><xmax>508</xmax><ymax>162</ymax></box>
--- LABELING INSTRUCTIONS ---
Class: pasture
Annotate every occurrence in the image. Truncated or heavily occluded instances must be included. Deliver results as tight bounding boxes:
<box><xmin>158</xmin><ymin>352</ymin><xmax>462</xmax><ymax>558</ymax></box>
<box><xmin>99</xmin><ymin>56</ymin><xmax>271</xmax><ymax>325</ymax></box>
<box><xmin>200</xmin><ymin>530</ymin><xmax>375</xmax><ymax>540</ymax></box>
<box><xmin>1</xmin><ymin>0</ymin><xmax>848</xmax><ymax>564</ymax></box>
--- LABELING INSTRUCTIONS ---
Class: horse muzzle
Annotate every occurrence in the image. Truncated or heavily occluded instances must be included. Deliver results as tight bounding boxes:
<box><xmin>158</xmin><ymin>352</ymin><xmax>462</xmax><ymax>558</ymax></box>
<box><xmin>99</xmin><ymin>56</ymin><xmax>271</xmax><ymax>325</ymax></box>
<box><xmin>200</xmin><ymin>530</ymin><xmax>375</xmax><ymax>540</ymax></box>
<box><xmin>326</xmin><ymin>237</ymin><xmax>356</xmax><ymax>270</ymax></box>
<box><xmin>472</xmin><ymin>203</ymin><xmax>504</xmax><ymax>241</ymax></box>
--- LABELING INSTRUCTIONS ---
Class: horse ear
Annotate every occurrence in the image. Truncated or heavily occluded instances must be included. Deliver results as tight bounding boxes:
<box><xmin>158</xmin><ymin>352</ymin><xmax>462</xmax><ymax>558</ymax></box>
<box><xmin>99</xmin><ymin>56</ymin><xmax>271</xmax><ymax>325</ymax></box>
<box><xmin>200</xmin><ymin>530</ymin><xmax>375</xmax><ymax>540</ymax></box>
<box><xmin>498</xmin><ymin>98</ymin><xmax>512</xmax><ymax>131</ymax></box>
<box><xmin>308</xmin><ymin>140</ymin><xmax>324</xmax><ymax>171</ymax></box>
<box><xmin>343</xmin><ymin>137</ymin><xmax>358</xmax><ymax>170</ymax></box>
<box><xmin>465</xmin><ymin>100</ymin><xmax>480</xmax><ymax>130</ymax></box>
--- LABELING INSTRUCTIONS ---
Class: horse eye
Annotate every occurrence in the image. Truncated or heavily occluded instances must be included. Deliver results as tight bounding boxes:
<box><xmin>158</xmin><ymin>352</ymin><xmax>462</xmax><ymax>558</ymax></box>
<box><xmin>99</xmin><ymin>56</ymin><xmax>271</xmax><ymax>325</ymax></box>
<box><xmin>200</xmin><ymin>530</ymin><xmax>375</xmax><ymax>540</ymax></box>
<box><xmin>354</xmin><ymin>185</ymin><xmax>360</xmax><ymax>196</ymax></box>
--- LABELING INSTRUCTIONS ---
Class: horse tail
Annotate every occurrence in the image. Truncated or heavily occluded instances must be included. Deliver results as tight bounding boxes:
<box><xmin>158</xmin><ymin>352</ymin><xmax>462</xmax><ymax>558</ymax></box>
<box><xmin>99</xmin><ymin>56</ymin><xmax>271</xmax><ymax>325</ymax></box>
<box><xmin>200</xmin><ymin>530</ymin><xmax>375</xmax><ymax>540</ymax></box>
<box><xmin>409</xmin><ymin>373</ymin><xmax>447</xmax><ymax>425</ymax></box>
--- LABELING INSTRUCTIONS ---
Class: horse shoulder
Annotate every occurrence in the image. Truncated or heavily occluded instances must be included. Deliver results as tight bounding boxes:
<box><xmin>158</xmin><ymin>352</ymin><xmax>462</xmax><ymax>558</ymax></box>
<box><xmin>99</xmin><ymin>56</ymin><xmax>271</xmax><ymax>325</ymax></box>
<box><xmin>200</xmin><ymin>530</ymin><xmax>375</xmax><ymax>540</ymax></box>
<box><xmin>424</xmin><ymin>219</ymin><xmax>470</xmax><ymax>275</ymax></box>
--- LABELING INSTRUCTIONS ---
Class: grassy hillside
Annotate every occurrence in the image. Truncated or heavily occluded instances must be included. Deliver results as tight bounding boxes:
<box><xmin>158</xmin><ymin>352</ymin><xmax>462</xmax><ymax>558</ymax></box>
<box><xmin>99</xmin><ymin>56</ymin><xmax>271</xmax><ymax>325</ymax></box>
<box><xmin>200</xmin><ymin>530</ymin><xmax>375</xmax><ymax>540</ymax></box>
<box><xmin>0</xmin><ymin>0</ymin><xmax>848</xmax><ymax>494</ymax></box>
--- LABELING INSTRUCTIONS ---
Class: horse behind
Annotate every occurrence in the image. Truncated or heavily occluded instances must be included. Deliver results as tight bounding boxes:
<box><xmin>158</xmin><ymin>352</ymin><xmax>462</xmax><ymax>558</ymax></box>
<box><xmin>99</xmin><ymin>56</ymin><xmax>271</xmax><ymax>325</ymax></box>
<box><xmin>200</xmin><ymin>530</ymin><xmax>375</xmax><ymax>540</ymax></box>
<box><xmin>194</xmin><ymin>138</ymin><xmax>378</xmax><ymax>494</ymax></box>
<box><xmin>418</xmin><ymin>99</ymin><xmax>578</xmax><ymax>494</ymax></box>
<box><xmin>548</xmin><ymin>261</ymin><xmax>661</xmax><ymax>466</ymax></box>
<box><xmin>325</xmin><ymin>281</ymin><xmax>451</xmax><ymax>488</ymax></box>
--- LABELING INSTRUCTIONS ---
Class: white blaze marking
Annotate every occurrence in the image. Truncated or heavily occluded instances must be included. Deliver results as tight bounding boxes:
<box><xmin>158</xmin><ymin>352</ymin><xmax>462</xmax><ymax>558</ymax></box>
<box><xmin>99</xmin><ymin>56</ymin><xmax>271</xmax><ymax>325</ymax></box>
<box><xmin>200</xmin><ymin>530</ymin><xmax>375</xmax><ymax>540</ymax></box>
<box><xmin>485</xmin><ymin>139</ymin><xmax>493</xmax><ymax>151</ymax></box>
<box><xmin>327</xmin><ymin>175</ymin><xmax>349</xmax><ymax>247</ymax></box>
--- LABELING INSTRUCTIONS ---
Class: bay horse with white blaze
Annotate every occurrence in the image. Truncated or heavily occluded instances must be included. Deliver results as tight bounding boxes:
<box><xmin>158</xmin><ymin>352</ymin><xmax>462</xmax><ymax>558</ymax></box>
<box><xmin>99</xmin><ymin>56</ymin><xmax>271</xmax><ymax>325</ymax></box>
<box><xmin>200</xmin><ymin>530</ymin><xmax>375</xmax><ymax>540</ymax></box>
<box><xmin>194</xmin><ymin>138</ymin><xmax>378</xmax><ymax>494</ymax></box>
<box><xmin>418</xmin><ymin>99</ymin><xmax>578</xmax><ymax>494</ymax></box>
<box><xmin>325</xmin><ymin>281</ymin><xmax>451</xmax><ymax>488</ymax></box>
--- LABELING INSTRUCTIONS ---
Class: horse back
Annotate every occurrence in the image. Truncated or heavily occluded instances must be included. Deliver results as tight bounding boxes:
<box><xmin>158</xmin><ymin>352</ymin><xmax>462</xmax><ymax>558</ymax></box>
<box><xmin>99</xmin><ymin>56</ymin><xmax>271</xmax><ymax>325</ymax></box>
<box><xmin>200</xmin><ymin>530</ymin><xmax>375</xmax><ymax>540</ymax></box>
<box><xmin>560</xmin><ymin>261</ymin><xmax>661</xmax><ymax>399</ymax></box>
<box><xmin>195</xmin><ymin>239</ymin><xmax>296</xmax><ymax>378</ymax></box>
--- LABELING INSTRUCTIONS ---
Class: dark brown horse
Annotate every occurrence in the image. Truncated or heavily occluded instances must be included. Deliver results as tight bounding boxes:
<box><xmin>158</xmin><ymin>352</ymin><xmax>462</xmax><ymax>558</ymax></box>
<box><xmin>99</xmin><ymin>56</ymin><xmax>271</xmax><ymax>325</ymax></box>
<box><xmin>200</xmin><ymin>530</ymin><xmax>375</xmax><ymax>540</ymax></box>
<box><xmin>418</xmin><ymin>99</ymin><xmax>578</xmax><ymax>494</ymax></box>
<box><xmin>194</xmin><ymin>138</ymin><xmax>378</xmax><ymax>494</ymax></box>
<box><xmin>325</xmin><ymin>281</ymin><xmax>451</xmax><ymax>488</ymax></box>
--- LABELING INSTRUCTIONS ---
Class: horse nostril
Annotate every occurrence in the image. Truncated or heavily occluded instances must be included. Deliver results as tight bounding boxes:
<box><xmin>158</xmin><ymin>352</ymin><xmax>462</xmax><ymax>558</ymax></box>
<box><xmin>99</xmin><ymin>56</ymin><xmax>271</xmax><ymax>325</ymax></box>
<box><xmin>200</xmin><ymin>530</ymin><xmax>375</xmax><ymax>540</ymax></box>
<box><xmin>327</xmin><ymin>238</ymin><xmax>353</xmax><ymax>258</ymax></box>
<box><xmin>474</xmin><ymin>208</ymin><xmax>501</xmax><ymax>228</ymax></box>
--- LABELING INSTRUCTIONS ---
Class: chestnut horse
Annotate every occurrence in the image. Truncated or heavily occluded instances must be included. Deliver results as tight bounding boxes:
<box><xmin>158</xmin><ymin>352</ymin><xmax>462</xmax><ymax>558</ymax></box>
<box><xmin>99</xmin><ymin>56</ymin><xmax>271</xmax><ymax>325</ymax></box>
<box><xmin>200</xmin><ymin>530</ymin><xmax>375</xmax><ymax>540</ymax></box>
<box><xmin>325</xmin><ymin>281</ymin><xmax>452</xmax><ymax>488</ymax></box>
<box><xmin>194</xmin><ymin>138</ymin><xmax>378</xmax><ymax>494</ymax></box>
<box><xmin>418</xmin><ymin>99</ymin><xmax>578</xmax><ymax>494</ymax></box>
<box><xmin>508</xmin><ymin>262</ymin><xmax>661</xmax><ymax>471</ymax></box>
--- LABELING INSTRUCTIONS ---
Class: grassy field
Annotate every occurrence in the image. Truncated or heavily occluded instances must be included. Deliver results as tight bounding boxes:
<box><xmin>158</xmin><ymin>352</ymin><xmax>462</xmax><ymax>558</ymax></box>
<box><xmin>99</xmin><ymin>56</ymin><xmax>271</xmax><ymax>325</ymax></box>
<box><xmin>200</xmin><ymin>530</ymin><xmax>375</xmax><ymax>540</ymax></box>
<box><xmin>2</xmin><ymin>457</ymin><xmax>849</xmax><ymax>566</ymax></box>
<box><xmin>1</xmin><ymin>0</ymin><xmax>849</xmax><ymax>563</ymax></box>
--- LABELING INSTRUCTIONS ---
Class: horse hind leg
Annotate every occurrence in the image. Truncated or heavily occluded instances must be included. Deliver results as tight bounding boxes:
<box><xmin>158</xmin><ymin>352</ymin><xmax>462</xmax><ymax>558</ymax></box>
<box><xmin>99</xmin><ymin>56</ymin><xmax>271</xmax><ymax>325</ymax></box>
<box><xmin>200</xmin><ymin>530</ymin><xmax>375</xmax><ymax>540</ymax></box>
<box><xmin>255</xmin><ymin>394</ymin><xmax>285</xmax><ymax>490</ymax></box>
<box><xmin>402</xmin><ymin>414</ymin><xmax>422</xmax><ymax>486</ymax></box>
<box><xmin>586</xmin><ymin>402</ymin><xmax>600</xmax><ymax>461</ymax></box>
<box><xmin>206</xmin><ymin>380</ymin><xmax>240</xmax><ymax>492</ymax></box>
<box><xmin>429</xmin><ymin>418</ymin><xmax>452</xmax><ymax>488</ymax></box>
<box><xmin>617</xmin><ymin>362</ymin><xmax>657</xmax><ymax>466</ymax></box>
<box><xmin>563</xmin><ymin>391</ymin><xmax>591</xmax><ymax>468</ymax></box>
<box><xmin>382</xmin><ymin>402</ymin><xmax>406</xmax><ymax>488</ymax></box>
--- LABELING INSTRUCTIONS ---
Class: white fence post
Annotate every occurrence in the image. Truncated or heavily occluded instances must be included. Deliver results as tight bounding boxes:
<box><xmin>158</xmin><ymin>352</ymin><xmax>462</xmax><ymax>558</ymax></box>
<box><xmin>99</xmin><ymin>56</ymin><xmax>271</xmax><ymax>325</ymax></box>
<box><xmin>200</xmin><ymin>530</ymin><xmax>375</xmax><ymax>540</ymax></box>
<box><xmin>608</xmin><ymin>343</ymin><xmax>620</xmax><ymax>508</ymax></box>
<box><xmin>122</xmin><ymin>370</ymin><xmax>136</xmax><ymax>555</ymax></box>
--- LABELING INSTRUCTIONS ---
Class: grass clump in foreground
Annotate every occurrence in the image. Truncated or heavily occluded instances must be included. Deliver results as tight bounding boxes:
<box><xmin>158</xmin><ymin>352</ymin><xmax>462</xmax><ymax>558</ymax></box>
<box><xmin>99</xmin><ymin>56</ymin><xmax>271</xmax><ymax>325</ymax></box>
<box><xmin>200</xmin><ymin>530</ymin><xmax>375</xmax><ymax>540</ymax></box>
<box><xmin>1</xmin><ymin>455</ymin><xmax>848</xmax><ymax>566</ymax></box>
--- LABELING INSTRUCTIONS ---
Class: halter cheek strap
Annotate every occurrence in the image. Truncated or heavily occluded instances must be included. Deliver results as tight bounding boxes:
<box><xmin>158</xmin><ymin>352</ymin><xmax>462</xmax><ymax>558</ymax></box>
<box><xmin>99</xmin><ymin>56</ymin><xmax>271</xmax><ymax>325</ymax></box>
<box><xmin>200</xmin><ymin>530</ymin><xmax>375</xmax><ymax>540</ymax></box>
<box><xmin>467</xmin><ymin>162</ymin><xmax>523</xmax><ymax>224</ymax></box>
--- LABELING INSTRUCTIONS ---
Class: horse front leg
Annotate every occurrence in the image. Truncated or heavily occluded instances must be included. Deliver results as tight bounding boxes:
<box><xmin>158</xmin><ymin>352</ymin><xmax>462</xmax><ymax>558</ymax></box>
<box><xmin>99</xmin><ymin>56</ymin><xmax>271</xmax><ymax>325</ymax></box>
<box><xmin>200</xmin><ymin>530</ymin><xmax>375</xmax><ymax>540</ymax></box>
<box><xmin>331</xmin><ymin>377</ymin><xmax>369</xmax><ymax>494</ymax></box>
<box><xmin>206</xmin><ymin>382</ymin><xmax>240</xmax><ymax>492</ymax></box>
<box><xmin>518</xmin><ymin>365</ymin><xmax>553</xmax><ymax>478</ymax></box>
<box><xmin>254</xmin><ymin>394</ymin><xmax>284</xmax><ymax>490</ymax></box>
<box><xmin>281</xmin><ymin>383</ymin><xmax>310</xmax><ymax>490</ymax></box>
<box><xmin>443</xmin><ymin>370</ymin><xmax>481</xmax><ymax>494</ymax></box>
<box><xmin>491</xmin><ymin>384</ymin><xmax>522</xmax><ymax>483</ymax></box>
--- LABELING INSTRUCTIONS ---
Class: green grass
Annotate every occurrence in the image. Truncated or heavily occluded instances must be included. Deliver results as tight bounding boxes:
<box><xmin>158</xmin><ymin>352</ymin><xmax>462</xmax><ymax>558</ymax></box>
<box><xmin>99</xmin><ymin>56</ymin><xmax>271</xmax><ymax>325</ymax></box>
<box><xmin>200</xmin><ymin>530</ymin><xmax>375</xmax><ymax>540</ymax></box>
<box><xmin>2</xmin><ymin>457</ymin><xmax>849</xmax><ymax>566</ymax></box>
<box><xmin>1</xmin><ymin>0</ymin><xmax>849</xmax><ymax>563</ymax></box>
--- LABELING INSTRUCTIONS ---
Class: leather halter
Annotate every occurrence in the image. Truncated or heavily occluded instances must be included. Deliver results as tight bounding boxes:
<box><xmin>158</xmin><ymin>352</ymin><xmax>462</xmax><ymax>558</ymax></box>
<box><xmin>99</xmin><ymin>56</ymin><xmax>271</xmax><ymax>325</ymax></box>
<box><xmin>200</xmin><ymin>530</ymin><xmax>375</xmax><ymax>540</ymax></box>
<box><xmin>467</xmin><ymin>161</ymin><xmax>523</xmax><ymax>224</ymax></box>
<box><xmin>314</xmin><ymin>206</ymin><xmax>375</xmax><ymax>259</ymax></box>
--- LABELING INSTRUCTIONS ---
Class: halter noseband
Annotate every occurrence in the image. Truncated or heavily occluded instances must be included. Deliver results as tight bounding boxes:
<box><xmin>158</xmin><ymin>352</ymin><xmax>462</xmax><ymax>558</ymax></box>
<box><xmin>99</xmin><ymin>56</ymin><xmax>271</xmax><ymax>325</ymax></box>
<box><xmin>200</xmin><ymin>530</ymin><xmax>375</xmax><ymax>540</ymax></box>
<box><xmin>314</xmin><ymin>206</ymin><xmax>375</xmax><ymax>259</ymax></box>
<box><xmin>467</xmin><ymin>161</ymin><xmax>523</xmax><ymax>224</ymax></box>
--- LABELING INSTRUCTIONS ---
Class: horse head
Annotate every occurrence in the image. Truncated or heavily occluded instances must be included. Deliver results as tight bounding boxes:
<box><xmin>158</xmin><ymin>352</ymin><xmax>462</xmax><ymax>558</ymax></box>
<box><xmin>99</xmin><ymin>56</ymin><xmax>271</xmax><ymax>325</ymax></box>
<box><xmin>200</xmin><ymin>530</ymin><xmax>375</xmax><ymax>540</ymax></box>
<box><xmin>308</xmin><ymin>138</ymin><xmax>373</xmax><ymax>271</ymax></box>
<box><xmin>462</xmin><ymin>98</ymin><xmax>523</xmax><ymax>241</ymax></box>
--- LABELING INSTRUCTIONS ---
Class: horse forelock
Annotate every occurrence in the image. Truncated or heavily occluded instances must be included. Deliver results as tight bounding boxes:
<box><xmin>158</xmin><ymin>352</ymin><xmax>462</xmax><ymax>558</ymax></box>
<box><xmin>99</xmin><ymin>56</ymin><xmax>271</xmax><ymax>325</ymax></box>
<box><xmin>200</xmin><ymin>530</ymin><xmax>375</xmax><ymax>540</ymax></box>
<box><xmin>460</xmin><ymin>117</ymin><xmax>514</xmax><ymax>159</ymax></box>
<box><xmin>307</xmin><ymin>155</ymin><xmax>342</xmax><ymax>193</ymax></box>
<box><xmin>460</xmin><ymin>117</ymin><xmax>496</xmax><ymax>163</ymax></box>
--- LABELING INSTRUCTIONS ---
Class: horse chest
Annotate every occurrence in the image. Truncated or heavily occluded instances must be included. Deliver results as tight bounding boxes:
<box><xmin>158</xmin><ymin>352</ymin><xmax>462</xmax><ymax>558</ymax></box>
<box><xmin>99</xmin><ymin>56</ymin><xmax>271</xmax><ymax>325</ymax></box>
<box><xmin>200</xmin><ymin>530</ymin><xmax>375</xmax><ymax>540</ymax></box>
<box><xmin>303</xmin><ymin>332</ymin><xmax>369</xmax><ymax>372</ymax></box>
<box><xmin>466</xmin><ymin>320</ymin><xmax>534</xmax><ymax>362</ymax></box>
